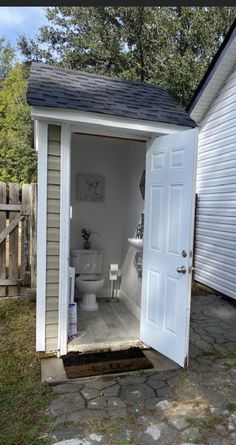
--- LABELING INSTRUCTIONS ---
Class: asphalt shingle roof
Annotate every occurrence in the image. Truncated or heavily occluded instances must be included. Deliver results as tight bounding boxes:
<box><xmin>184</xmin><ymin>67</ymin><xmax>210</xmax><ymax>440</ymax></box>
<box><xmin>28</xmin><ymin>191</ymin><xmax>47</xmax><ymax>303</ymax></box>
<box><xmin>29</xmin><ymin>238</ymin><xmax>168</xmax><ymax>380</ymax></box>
<box><xmin>27</xmin><ymin>63</ymin><xmax>196</xmax><ymax>128</ymax></box>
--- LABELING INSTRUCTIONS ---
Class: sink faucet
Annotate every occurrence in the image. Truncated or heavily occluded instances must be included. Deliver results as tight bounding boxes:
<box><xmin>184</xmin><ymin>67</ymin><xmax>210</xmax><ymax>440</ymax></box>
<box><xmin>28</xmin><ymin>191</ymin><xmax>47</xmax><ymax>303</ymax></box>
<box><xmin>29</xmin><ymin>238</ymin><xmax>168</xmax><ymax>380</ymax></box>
<box><xmin>136</xmin><ymin>213</ymin><xmax>144</xmax><ymax>239</ymax></box>
<box><xmin>136</xmin><ymin>224</ymin><xmax>142</xmax><ymax>239</ymax></box>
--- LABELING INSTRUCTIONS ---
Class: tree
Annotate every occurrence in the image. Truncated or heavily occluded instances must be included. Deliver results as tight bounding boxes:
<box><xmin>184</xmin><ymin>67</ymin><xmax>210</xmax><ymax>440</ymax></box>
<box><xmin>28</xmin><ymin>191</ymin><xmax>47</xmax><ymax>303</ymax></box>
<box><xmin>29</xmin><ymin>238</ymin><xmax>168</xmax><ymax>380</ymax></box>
<box><xmin>149</xmin><ymin>7</ymin><xmax>236</xmax><ymax>106</ymax></box>
<box><xmin>0</xmin><ymin>64</ymin><xmax>36</xmax><ymax>183</ymax></box>
<box><xmin>0</xmin><ymin>37</ymin><xmax>14</xmax><ymax>81</ymax></box>
<box><xmin>18</xmin><ymin>7</ymin><xmax>236</xmax><ymax>107</ymax></box>
<box><xmin>19</xmin><ymin>7</ymin><xmax>127</xmax><ymax>75</ymax></box>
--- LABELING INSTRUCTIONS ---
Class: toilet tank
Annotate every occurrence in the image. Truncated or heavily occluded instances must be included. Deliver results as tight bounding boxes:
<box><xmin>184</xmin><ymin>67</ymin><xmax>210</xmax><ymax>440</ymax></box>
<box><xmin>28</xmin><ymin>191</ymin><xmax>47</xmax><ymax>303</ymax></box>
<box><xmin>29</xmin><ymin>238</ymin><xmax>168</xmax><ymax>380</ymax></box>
<box><xmin>71</xmin><ymin>250</ymin><xmax>104</xmax><ymax>275</ymax></box>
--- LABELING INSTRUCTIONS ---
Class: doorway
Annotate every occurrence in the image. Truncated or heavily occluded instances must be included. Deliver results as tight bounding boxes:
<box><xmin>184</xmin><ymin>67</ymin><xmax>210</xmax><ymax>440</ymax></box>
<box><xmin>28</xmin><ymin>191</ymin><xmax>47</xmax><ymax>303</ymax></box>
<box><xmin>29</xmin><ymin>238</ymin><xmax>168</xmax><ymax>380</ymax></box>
<box><xmin>69</xmin><ymin>132</ymin><xmax>146</xmax><ymax>354</ymax></box>
<box><xmin>60</xmin><ymin>127</ymin><xmax>198</xmax><ymax>368</ymax></box>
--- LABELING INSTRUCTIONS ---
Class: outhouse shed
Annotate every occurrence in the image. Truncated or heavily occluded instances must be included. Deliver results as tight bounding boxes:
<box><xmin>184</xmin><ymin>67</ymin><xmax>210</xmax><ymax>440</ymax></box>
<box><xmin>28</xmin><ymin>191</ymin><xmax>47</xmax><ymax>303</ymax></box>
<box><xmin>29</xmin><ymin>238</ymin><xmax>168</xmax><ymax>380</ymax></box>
<box><xmin>28</xmin><ymin>62</ymin><xmax>197</xmax><ymax>367</ymax></box>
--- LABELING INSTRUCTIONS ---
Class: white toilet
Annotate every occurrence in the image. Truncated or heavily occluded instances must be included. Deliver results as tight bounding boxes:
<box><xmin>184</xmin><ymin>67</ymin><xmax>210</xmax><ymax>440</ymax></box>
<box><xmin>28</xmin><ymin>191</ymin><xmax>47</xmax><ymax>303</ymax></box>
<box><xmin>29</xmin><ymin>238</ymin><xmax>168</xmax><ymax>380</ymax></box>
<box><xmin>71</xmin><ymin>249</ymin><xmax>104</xmax><ymax>311</ymax></box>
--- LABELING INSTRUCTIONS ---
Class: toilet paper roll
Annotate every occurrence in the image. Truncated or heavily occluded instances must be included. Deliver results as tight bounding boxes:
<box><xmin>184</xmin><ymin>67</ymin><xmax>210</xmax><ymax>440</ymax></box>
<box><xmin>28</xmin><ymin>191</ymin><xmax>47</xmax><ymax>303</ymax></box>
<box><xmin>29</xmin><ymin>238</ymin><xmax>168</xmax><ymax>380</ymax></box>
<box><xmin>110</xmin><ymin>264</ymin><xmax>119</xmax><ymax>271</ymax></box>
<box><xmin>109</xmin><ymin>264</ymin><xmax>119</xmax><ymax>280</ymax></box>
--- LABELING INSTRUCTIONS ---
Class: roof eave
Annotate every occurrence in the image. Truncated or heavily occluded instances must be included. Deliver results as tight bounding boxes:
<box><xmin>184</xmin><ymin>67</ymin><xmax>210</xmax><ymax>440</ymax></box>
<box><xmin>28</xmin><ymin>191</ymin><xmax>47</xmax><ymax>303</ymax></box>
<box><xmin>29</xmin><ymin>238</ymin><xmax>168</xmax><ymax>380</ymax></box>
<box><xmin>31</xmin><ymin>105</ymin><xmax>195</xmax><ymax>139</ymax></box>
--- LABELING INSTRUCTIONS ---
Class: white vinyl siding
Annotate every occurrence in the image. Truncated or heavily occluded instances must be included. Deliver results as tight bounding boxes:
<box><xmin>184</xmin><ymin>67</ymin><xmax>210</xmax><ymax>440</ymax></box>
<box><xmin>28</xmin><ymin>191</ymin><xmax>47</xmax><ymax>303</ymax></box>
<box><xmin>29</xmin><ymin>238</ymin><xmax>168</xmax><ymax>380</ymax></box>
<box><xmin>191</xmin><ymin>32</ymin><xmax>236</xmax><ymax>123</ymax></box>
<box><xmin>195</xmin><ymin>66</ymin><xmax>236</xmax><ymax>300</ymax></box>
<box><xmin>45</xmin><ymin>125</ymin><xmax>61</xmax><ymax>351</ymax></box>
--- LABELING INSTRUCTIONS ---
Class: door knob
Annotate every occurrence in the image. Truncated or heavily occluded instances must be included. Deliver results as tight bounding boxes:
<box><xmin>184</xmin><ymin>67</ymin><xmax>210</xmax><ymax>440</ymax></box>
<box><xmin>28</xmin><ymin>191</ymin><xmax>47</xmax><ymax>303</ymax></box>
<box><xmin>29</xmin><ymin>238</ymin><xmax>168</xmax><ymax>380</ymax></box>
<box><xmin>177</xmin><ymin>266</ymin><xmax>186</xmax><ymax>274</ymax></box>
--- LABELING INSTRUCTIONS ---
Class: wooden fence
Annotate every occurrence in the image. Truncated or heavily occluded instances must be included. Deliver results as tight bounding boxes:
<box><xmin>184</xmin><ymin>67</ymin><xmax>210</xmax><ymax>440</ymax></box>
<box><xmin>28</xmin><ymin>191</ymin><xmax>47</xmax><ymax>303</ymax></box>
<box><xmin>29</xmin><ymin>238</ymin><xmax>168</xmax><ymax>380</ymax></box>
<box><xmin>0</xmin><ymin>182</ymin><xmax>37</xmax><ymax>297</ymax></box>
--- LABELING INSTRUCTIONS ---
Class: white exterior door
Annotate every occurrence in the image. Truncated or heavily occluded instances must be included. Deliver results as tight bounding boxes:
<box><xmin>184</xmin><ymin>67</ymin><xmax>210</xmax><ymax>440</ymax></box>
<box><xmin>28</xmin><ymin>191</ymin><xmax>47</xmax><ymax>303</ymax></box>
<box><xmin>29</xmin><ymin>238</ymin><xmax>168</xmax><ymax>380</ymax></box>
<box><xmin>140</xmin><ymin>129</ymin><xmax>198</xmax><ymax>367</ymax></box>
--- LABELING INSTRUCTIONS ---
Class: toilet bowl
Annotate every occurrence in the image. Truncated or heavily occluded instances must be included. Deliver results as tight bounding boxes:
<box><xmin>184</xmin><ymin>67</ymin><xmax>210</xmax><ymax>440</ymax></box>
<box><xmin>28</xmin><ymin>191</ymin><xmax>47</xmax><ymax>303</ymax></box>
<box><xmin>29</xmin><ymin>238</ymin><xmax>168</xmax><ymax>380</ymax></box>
<box><xmin>71</xmin><ymin>249</ymin><xmax>104</xmax><ymax>311</ymax></box>
<box><xmin>76</xmin><ymin>274</ymin><xmax>104</xmax><ymax>311</ymax></box>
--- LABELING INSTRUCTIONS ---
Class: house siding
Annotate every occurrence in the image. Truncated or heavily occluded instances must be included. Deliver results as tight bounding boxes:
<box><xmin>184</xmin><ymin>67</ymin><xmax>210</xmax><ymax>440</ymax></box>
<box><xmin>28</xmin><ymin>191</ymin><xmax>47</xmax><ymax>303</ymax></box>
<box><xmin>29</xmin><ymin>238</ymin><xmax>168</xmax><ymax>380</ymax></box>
<box><xmin>195</xmin><ymin>66</ymin><xmax>236</xmax><ymax>299</ymax></box>
<box><xmin>45</xmin><ymin>125</ymin><xmax>61</xmax><ymax>351</ymax></box>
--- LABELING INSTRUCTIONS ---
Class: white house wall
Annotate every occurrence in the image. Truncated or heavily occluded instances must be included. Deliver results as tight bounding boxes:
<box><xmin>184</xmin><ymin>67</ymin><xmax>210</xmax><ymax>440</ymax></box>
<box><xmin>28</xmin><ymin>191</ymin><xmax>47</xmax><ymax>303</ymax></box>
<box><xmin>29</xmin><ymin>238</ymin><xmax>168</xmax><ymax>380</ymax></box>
<box><xmin>195</xmin><ymin>66</ymin><xmax>236</xmax><ymax>299</ymax></box>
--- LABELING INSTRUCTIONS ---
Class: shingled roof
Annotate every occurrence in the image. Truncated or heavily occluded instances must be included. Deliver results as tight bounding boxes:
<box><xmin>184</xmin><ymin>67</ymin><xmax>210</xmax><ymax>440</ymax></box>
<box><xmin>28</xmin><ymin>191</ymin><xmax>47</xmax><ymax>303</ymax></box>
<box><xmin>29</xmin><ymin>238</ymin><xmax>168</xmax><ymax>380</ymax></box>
<box><xmin>27</xmin><ymin>62</ymin><xmax>196</xmax><ymax>128</ymax></box>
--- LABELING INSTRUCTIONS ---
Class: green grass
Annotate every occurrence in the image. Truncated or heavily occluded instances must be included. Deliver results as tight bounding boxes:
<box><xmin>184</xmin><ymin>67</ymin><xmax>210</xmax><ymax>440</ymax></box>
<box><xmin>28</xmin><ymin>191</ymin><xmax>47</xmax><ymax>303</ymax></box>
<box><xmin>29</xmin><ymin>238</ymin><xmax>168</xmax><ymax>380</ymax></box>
<box><xmin>185</xmin><ymin>413</ymin><xmax>229</xmax><ymax>443</ymax></box>
<box><xmin>116</xmin><ymin>439</ymin><xmax>132</xmax><ymax>445</ymax></box>
<box><xmin>0</xmin><ymin>298</ymin><xmax>53</xmax><ymax>445</ymax></box>
<box><xmin>187</xmin><ymin>414</ymin><xmax>222</xmax><ymax>427</ymax></box>
<box><xmin>222</xmin><ymin>360</ymin><xmax>236</xmax><ymax>369</ymax></box>
<box><xmin>226</xmin><ymin>402</ymin><xmax>236</xmax><ymax>413</ymax></box>
<box><xmin>186</xmin><ymin>413</ymin><xmax>227</xmax><ymax>432</ymax></box>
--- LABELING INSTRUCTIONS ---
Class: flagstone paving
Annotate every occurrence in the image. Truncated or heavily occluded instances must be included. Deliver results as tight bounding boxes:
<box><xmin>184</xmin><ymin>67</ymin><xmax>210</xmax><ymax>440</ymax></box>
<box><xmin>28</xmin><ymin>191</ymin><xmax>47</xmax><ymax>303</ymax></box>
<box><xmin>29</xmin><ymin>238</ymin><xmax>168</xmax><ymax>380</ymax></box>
<box><xmin>49</xmin><ymin>294</ymin><xmax>236</xmax><ymax>444</ymax></box>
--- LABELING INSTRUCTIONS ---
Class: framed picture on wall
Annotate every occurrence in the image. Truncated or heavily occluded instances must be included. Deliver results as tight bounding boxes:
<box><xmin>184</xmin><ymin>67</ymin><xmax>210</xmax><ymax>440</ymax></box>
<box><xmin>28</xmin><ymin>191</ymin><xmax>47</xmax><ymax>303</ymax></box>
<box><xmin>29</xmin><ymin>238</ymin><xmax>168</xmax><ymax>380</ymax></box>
<box><xmin>76</xmin><ymin>174</ymin><xmax>105</xmax><ymax>202</ymax></box>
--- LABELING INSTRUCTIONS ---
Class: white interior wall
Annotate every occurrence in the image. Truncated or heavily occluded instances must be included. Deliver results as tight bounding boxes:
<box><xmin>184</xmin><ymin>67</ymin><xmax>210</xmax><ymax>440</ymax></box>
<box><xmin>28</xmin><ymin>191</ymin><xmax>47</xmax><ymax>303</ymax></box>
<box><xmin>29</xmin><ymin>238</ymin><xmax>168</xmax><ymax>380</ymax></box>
<box><xmin>120</xmin><ymin>143</ymin><xmax>145</xmax><ymax>315</ymax></box>
<box><xmin>70</xmin><ymin>134</ymin><xmax>146</xmax><ymax>309</ymax></box>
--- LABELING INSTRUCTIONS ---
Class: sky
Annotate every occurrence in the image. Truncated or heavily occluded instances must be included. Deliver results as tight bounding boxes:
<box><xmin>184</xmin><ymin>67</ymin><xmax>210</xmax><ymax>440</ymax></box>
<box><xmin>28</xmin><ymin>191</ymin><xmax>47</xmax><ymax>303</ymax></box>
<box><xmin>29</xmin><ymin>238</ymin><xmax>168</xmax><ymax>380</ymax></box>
<box><xmin>0</xmin><ymin>7</ymin><xmax>48</xmax><ymax>51</ymax></box>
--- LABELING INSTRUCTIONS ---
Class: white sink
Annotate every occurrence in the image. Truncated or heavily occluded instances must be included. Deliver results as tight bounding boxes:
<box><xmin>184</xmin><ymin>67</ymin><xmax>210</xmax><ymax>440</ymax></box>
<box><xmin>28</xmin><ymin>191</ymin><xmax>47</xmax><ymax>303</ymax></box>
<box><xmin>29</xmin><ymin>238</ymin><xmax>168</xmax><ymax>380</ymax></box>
<box><xmin>128</xmin><ymin>238</ymin><xmax>143</xmax><ymax>251</ymax></box>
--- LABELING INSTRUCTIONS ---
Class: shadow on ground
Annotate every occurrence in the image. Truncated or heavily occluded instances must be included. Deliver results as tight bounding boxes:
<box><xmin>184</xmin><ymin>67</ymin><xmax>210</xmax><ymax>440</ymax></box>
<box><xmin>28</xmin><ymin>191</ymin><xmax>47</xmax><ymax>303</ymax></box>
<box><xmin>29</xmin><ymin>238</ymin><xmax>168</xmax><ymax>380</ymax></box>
<box><xmin>48</xmin><ymin>294</ymin><xmax>236</xmax><ymax>445</ymax></box>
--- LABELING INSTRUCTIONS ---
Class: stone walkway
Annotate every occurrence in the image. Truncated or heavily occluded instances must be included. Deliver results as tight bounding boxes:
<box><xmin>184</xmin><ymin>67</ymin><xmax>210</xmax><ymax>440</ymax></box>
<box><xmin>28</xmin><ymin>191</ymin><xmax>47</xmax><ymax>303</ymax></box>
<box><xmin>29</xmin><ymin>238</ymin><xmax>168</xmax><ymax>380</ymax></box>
<box><xmin>49</xmin><ymin>294</ymin><xmax>236</xmax><ymax>445</ymax></box>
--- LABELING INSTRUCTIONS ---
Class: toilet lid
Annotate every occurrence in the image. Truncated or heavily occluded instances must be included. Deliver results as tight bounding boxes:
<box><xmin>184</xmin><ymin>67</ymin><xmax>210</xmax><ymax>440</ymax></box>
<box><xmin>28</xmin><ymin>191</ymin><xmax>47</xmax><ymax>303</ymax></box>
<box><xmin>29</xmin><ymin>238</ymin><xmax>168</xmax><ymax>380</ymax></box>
<box><xmin>78</xmin><ymin>274</ymin><xmax>103</xmax><ymax>282</ymax></box>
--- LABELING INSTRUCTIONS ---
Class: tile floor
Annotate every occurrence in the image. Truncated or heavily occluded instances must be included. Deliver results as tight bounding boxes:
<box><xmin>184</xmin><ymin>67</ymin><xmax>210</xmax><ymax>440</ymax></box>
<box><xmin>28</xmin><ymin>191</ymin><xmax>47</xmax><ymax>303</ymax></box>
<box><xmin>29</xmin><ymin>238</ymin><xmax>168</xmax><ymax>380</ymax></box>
<box><xmin>68</xmin><ymin>298</ymin><xmax>141</xmax><ymax>353</ymax></box>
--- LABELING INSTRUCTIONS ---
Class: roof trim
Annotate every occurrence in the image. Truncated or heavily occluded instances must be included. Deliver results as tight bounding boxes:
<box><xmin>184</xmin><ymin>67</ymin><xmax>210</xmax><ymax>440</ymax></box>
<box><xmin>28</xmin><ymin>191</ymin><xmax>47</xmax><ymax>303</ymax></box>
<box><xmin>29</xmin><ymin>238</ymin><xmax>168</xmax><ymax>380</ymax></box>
<box><xmin>187</xmin><ymin>19</ymin><xmax>236</xmax><ymax>115</ymax></box>
<box><xmin>31</xmin><ymin>106</ymin><xmax>193</xmax><ymax>139</ymax></box>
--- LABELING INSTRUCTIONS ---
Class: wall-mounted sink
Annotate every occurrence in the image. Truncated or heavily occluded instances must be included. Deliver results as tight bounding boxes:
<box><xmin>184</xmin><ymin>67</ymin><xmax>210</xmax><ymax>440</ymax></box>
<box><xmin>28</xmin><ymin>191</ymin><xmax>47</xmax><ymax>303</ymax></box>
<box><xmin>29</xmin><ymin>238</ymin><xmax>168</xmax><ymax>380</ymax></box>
<box><xmin>128</xmin><ymin>238</ymin><xmax>143</xmax><ymax>251</ymax></box>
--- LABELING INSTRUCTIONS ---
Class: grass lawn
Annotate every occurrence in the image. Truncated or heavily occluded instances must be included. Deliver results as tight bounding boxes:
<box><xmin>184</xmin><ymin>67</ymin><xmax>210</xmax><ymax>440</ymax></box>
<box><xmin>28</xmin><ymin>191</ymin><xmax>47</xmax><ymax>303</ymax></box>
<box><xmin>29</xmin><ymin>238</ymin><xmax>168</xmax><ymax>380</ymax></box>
<box><xmin>0</xmin><ymin>298</ymin><xmax>53</xmax><ymax>445</ymax></box>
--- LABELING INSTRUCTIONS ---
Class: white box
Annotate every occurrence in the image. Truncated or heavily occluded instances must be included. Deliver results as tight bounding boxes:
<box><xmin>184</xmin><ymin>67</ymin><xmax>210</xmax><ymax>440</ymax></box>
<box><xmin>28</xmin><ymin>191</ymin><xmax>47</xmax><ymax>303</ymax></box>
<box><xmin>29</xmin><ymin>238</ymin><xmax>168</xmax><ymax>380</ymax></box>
<box><xmin>68</xmin><ymin>302</ymin><xmax>77</xmax><ymax>336</ymax></box>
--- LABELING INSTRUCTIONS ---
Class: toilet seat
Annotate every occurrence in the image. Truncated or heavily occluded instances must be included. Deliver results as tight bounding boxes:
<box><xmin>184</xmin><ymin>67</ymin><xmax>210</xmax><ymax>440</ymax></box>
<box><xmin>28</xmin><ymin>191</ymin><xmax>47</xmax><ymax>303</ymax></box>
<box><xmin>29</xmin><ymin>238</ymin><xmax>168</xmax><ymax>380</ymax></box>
<box><xmin>78</xmin><ymin>274</ymin><xmax>103</xmax><ymax>282</ymax></box>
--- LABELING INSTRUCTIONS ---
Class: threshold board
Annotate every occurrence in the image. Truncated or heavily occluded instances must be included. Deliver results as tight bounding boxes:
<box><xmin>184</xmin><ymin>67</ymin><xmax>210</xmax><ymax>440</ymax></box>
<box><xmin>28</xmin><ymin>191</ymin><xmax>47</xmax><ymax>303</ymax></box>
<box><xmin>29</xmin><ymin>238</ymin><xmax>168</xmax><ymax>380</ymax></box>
<box><xmin>62</xmin><ymin>347</ymin><xmax>153</xmax><ymax>379</ymax></box>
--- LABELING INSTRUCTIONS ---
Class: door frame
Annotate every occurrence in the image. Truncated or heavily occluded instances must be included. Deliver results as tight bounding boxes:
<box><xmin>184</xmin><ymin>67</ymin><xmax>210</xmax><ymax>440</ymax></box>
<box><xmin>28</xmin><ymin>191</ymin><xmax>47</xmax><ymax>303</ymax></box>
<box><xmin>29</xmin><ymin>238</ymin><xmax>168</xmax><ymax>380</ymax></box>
<box><xmin>58</xmin><ymin>123</ymin><xmax>71</xmax><ymax>356</ymax></box>
<box><xmin>57</xmin><ymin>115</ymin><xmax>195</xmax><ymax>357</ymax></box>
<box><xmin>183</xmin><ymin>129</ymin><xmax>199</xmax><ymax>362</ymax></box>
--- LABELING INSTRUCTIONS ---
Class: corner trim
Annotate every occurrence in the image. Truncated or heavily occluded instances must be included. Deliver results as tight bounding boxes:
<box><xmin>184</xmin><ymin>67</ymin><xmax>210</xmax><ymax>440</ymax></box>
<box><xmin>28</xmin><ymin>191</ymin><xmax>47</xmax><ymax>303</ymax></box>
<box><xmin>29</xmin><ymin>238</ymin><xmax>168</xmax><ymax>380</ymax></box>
<box><xmin>36</xmin><ymin>120</ymin><xmax>48</xmax><ymax>352</ymax></box>
<box><xmin>58</xmin><ymin>123</ymin><xmax>71</xmax><ymax>356</ymax></box>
